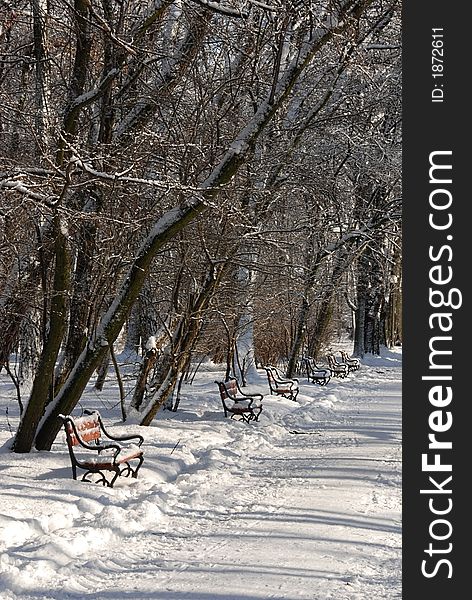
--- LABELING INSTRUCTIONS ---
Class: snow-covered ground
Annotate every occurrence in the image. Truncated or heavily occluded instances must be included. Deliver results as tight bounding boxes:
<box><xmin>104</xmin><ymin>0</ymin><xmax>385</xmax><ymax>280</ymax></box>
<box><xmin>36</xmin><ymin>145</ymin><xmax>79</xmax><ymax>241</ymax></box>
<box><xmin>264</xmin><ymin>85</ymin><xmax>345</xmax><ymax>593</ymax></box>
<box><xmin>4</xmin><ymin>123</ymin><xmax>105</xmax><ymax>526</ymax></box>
<box><xmin>0</xmin><ymin>348</ymin><xmax>401</xmax><ymax>599</ymax></box>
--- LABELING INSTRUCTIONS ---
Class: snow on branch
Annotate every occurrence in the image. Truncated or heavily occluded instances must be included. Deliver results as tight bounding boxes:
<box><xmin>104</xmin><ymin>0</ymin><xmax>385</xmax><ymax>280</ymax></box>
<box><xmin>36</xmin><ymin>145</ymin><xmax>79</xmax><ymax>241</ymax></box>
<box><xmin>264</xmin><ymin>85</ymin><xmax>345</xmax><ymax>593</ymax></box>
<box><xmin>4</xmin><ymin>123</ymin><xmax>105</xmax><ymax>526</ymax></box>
<box><xmin>187</xmin><ymin>0</ymin><xmax>249</xmax><ymax>18</ymax></box>
<box><xmin>68</xmin><ymin>154</ymin><xmax>199</xmax><ymax>193</ymax></box>
<box><xmin>67</xmin><ymin>68</ymin><xmax>119</xmax><ymax>113</ymax></box>
<box><xmin>203</xmin><ymin>0</ymin><xmax>375</xmax><ymax>190</ymax></box>
<box><xmin>88</xmin><ymin>7</ymin><xmax>138</xmax><ymax>56</ymax></box>
<box><xmin>0</xmin><ymin>179</ymin><xmax>53</xmax><ymax>204</ymax></box>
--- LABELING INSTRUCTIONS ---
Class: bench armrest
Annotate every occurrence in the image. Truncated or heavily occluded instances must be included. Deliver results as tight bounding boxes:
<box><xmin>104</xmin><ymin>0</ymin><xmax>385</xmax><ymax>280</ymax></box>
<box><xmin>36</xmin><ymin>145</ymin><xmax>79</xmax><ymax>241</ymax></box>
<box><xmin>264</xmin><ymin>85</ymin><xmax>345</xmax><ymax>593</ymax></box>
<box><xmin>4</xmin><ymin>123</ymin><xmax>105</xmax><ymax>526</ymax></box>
<box><xmin>96</xmin><ymin>442</ymin><xmax>122</xmax><ymax>457</ymax></box>
<box><xmin>233</xmin><ymin>378</ymin><xmax>263</xmax><ymax>401</ymax></box>
<box><xmin>232</xmin><ymin>397</ymin><xmax>258</xmax><ymax>409</ymax></box>
<box><xmin>96</xmin><ymin>414</ymin><xmax>144</xmax><ymax>447</ymax></box>
<box><xmin>100</xmin><ymin>428</ymin><xmax>144</xmax><ymax>447</ymax></box>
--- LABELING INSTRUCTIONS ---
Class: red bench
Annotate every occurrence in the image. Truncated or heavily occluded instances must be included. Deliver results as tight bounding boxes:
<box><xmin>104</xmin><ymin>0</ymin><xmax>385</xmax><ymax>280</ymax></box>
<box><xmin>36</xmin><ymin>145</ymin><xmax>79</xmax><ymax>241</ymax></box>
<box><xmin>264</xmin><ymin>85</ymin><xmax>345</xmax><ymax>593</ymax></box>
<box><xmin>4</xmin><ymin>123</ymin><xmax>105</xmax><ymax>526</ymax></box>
<box><xmin>215</xmin><ymin>377</ymin><xmax>263</xmax><ymax>423</ymax></box>
<box><xmin>59</xmin><ymin>410</ymin><xmax>144</xmax><ymax>487</ymax></box>
<box><xmin>263</xmin><ymin>366</ymin><xmax>299</xmax><ymax>401</ymax></box>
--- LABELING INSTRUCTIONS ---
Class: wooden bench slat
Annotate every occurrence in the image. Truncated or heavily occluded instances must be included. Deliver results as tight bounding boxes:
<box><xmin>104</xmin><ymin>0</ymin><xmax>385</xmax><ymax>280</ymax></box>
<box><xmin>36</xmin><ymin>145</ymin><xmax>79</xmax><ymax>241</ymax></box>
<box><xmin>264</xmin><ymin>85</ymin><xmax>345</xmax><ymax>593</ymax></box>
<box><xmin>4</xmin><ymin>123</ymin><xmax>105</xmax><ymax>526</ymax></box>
<box><xmin>59</xmin><ymin>411</ymin><xmax>145</xmax><ymax>487</ymax></box>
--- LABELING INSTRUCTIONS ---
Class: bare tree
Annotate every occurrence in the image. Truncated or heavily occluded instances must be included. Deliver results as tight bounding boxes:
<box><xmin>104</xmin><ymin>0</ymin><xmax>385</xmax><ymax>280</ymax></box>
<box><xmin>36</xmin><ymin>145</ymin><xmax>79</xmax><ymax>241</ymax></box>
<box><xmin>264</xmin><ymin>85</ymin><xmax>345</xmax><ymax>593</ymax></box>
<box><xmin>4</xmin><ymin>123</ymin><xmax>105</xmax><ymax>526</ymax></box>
<box><xmin>0</xmin><ymin>0</ymin><xmax>400</xmax><ymax>453</ymax></box>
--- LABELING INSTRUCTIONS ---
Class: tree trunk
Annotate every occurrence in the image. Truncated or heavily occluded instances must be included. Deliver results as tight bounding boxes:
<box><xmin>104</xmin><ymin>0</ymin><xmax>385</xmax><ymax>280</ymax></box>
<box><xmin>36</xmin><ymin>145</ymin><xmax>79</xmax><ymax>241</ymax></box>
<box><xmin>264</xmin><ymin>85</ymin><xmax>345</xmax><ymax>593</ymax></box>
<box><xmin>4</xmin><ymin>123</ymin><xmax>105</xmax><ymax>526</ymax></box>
<box><xmin>137</xmin><ymin>263</ymin><xmax>226</xmax><ymax>424</ymax></box>
<box><xmin>234</xmin><ymin>258</ymin><xmax>259</xmax><ymax>383</ymax></box>
<box><xmin>54</xmin><ymin>214</ymin><xmax>98</xmax><ymax>391</ymax></box>
<box><xmin>353</xmin><ymin>293</ymin><xmax>366</xmax><ymax>357</ymax></box>
<box><xmin>130</xmin><ymin>348</ymin><xmax>159</xmax><ymax>411</ymax></box>
<box><xmin>309</xmin><ymin>248</ymin><xmax>352</xmax><ymax>360</ymax></box>
<box><xmin>286</xmin><ymin>296</ymin><xmax>309</xmax><ymax>378</ymax></box>
<box><xmin>353</xmin><ymin>251</ymin><xmax>369</xmax><ymax>357</ymax></box>
<box><xmin>124</xmin><ymin>304</ymin><xmax>141</xmax><ymax>356</ymax></box>
<box><xmin>94</xmin><ymin>351</ymin><xmax>110</xmax><ymax>391</ymax></box>
<box><xmin>13</xmin><ymin>213</ymin><xmax>71</xmax><ymax>452</ymax></box>
<box><xmin>384</xmin><ymin>241</ymin><xmax>402</xmax><ymax>347</ymax></box>
<box><xmin>18</xmin><ymin>311</ymin><xmax>41</xmax><ymax>383</ymax></box>
<box><xmin>0</xmin><ymin>222</ymin><xmax>53</xmax><ymax>372</ymax></box>
<box><xmin>33</xmin><ymin>203</ymin><xmax>201</xmax><ymax>450</ymax></box>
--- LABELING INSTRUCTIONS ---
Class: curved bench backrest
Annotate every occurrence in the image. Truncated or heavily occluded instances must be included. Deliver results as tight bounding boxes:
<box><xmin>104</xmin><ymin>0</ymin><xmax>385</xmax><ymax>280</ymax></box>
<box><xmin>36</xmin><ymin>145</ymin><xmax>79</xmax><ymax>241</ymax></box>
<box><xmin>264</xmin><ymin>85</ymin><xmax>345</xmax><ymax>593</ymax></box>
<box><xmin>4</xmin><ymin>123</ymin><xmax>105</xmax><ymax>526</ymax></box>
<box><xmin>65</xmin><ymin>415</ymin><xmax>101</xmax><ymax>446</ymax></box>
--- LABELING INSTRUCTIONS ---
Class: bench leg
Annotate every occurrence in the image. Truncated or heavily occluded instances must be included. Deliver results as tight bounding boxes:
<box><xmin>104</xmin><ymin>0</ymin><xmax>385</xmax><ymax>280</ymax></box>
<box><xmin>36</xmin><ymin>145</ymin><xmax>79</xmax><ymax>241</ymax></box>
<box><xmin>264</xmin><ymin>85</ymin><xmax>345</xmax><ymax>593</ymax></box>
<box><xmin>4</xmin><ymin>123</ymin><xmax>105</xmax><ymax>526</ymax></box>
<box><xmin>252</xmin><ymin>407</ymin><xmax>262</xmax><ymax>421</ymax></box>
<box><xmin>230</xmin><ymin>412</ymin><xmax>248</xmax><ymax>423</ymax></box>
<box><xmin>133</xmin><ymin>455</ymin><xmax>144</xmax><ymax>478</ymax></box>
<box><xmin>81</xmin><ymin>469</ymin><xmax>115</xmax><ymax>487</ymax></box>
<box><xmin>109</xmin><ymin>469</ymin><xmax>121</xmax><ymax>488</ymax></box>
<box><xmin>120</xmin><ymin>455</ymin><xmax>144</xmax><ymax>479</ymax></box>
<box><xmin>230</xmin><ymin>411</ymin><xmax>260</xmax><ymax>423</ymax></box>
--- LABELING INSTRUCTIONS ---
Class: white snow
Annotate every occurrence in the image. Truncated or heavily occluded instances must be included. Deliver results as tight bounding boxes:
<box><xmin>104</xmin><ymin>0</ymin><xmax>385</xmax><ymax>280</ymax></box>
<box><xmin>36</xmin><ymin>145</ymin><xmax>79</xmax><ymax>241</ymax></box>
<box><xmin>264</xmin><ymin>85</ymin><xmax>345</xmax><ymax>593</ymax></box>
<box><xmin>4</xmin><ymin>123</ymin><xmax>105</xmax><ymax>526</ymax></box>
<box><xmin>145</xmin><ymin>336</ymin><xmax>158</xmax><ymax>350</ymax></box>
<box><xmin>0</xmin><ymin>347</ymin><xmax>401</xmax><ymax>599</ymax></box>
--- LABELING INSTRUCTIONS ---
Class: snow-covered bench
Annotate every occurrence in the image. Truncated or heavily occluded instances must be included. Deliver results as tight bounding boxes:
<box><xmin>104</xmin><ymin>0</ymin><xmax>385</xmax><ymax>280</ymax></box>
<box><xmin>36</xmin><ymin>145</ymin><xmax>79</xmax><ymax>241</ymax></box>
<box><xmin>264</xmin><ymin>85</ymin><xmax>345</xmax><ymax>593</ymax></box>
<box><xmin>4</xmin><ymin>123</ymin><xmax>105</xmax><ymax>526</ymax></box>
<box><xmin>340</xmin><ymin>350</ymin><xmax>360</xmax><ymax>372</ymax></box>
<box><xmin>263</xmin><ymin>366</ymin><xmax>299</xmax><ymax>401</ymax></box>
<box><xmin>302</xmin><ymin>357</ymin><xmax>331</xmax><ymax>386</ymax></box>
<box><xmin>215</xmin><ymin>377</ymin><xmax>263</xmax><ymax>423</ymax></box>
<box><xmin>59</xmin><ymin>410</ymin><xmax>144</xmax><ymax>488</ymax></box>
<box><xmin>326</xmin><ymin>353</ymin><xmax>349</xmax><ymax>378</ymax></box>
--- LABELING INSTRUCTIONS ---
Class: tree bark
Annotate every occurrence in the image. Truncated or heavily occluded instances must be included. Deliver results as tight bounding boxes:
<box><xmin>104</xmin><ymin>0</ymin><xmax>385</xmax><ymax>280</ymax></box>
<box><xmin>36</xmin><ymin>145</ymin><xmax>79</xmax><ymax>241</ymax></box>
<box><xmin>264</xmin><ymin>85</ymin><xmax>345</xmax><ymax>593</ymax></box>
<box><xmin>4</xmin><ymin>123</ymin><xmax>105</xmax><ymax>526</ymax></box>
<box><xmin>54</xmin><ymin>213</ymin><xmax>98</xmax><ymax>392</ymax></box>
<box><xmin>286</xmin><ymin>296</ymin><xmax>309</xmax><ymax>378</ymax></box>
<box><xmin>130</xmin><ymin>348</ymin><xmax>159</xmax><ymax>412</ymax></box>
<box><xmin>13</xmin><ymin>213</ymin><xmax>71</xmax><ymax>452</ymax></box>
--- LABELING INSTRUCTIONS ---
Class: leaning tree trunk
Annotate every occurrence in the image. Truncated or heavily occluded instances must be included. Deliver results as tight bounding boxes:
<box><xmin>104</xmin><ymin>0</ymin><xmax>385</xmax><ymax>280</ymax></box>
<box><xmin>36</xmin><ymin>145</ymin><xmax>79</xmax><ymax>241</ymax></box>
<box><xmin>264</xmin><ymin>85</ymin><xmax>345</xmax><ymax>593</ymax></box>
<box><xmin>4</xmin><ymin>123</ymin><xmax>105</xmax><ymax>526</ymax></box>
<box><xmin>54</xmin><ymin>213</ymin><xmax>98</xmax><ymax>392</ymax></box>
<box><xmin>13</xmin><ymin>213</ymin><xmax>71</xmax><ymax>452</ymax></box>
<box><xmin>137</xmin><ymin>262</ymin><xmax>227</xmax><ymax>424</ymax></box>
<box><xmin>32</xmin><ymin>202</ymin><xmax>204</xmax><ymax>451</ymax></box>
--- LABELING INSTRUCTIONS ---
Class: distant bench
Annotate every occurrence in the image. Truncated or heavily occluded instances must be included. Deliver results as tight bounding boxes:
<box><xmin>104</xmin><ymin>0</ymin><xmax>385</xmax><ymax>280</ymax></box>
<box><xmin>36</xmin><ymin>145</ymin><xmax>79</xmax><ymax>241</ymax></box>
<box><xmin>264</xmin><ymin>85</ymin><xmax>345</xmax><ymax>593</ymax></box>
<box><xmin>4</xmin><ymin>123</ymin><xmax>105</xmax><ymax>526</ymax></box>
<box><xmin>340</xmin><ymin>350</ymin><xmax>361</xmax><ymax>372</ymax></box>
<box><xmin>263</xmin><ymin>365</ymin><xmax>299</xmax><ymax>401</ymax></box>
<box><xmin>215</xmin><ymin>377</ymin><xmax>263</xmax><ymax>423</ymax></box>
<box><xmin>302</xmin><ymin>357</ymin><xmax>331</xmax><ymax>386</ymax></box>
<box><xmin>326</xmin><ymin>353</ymin><xmax>349</xmax><ymax>378</ymax></box>
<box><xmin>59</xmin><ymin>410</ymin><xmax>144</xmax><ymax>487</ymax></box>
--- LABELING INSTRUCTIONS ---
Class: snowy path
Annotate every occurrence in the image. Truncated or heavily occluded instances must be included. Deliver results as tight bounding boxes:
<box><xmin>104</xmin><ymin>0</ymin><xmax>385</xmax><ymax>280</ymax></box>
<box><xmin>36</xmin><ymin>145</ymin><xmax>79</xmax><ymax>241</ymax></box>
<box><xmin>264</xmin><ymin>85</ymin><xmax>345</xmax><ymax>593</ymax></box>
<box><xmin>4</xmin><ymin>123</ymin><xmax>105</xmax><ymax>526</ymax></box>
<box><xmin>78</xmin><ymin>381</ymin><xmax>401</xmax><ymax>599</ymax></box>
<box><xmin>0</xmin><ymin>358</ymin><xmax>401</xmax><ymax>600</ymax></box>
